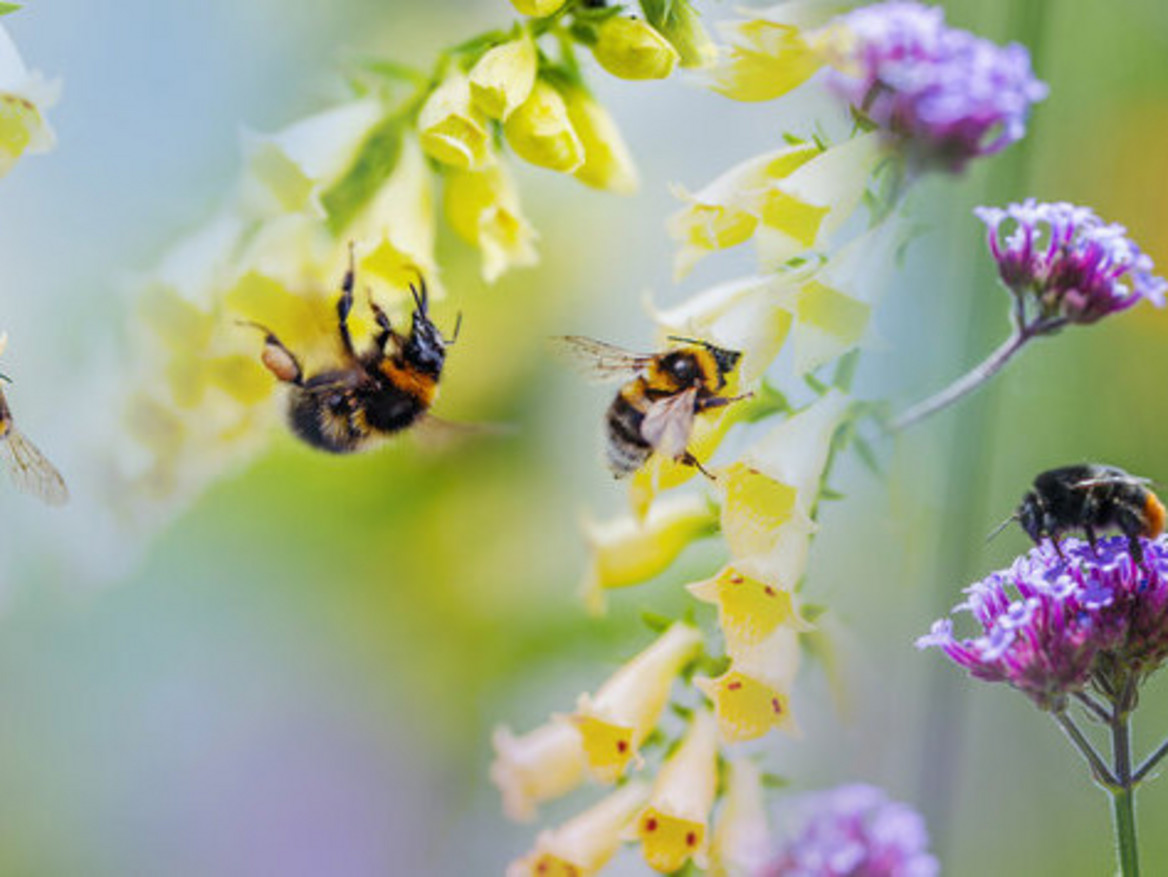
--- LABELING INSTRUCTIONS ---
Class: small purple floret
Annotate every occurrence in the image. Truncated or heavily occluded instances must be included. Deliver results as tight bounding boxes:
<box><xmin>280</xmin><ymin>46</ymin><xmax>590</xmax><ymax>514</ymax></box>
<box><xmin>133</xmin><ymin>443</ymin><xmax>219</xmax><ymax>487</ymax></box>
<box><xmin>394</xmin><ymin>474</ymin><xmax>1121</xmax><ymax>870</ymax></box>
<box><xmin>760</xmin><ymin>784</ymin><xmax>939</xmax><ymax>877</ymax></box>
<box><xmin>975</xmin><ymin>199</ymin><xmax>1167</xmax><ymax>324</ymax></box>
<box><xmin>918</xmin><ymin>536</ymin><xmax>1168</xmax><ymax>710</ymax></box>
<box><xmin>824</xmin><ymin>1</ymin><xmax>1048</xmax><ymax>172</ymax></box>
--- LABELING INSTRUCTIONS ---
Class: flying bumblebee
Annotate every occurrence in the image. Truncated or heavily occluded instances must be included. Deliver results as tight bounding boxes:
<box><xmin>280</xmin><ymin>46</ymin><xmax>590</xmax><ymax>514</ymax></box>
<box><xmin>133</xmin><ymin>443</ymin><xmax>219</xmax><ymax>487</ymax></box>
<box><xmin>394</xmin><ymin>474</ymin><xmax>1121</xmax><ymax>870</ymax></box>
<box><xmin>0</xmin><ymin>338</ymin><xmax>68</xmax><ymax>505</ymax></box>
<box><xmin>994</xmin><ymin>464</ymin><xmax>1165</xmax><ymax>562</ymax></box>
<box><xmin>554</xmin><ymin>335</ymin><xmax>747</xmax><ymax>477</ymax></box>
<box><xmin>244</xmin><ymin>252</ymin><xmax>460</xmax><ymax>454</ymax></box>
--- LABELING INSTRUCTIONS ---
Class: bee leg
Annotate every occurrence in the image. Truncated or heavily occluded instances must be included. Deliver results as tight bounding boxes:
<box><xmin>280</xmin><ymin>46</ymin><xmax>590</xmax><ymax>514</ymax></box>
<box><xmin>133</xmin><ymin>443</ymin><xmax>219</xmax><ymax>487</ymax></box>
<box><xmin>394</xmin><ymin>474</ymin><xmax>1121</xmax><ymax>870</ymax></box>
<box><xmin>1085</xmin><ymin>526</ymin><xmax>1099</xmax><ymax>557</ymax></box>
<box><xmin>239</xmin><ymin>321</ymin><xmax>304</xmax><ymax>386</ymax></box>
<box><xmin>368</xmin><ymin>295</ymin><xmax>395</xmax><ymax>352</ymax></box>
<box><xmin>696</xmin><ymin>392</ymin><xmax>753</xmax><ymax>413</ymax></box>
<box><xmin>679</xmin><ymin>451</ymin><xmax>715</xmax><ymax>480</ymax></box>
<box><xmin>1049</xmin><ymin>535</ymin><xmax>1065</xmax><ymax>561</ymax></box>
<box><xmin>336</xmin><ymin>243</ymin><xmax>358</xmax><ymax>357</ymax></box>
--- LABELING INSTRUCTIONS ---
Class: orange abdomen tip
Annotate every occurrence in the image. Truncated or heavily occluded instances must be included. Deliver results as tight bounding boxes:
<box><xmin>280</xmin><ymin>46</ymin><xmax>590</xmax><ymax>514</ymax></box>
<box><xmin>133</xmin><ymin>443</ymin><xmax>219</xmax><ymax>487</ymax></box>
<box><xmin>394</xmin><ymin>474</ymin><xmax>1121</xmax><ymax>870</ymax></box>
<box><xmin>1144</xmin><ymin>491</ymin><xmax>1166</xmax><ymax>539</ymax></box>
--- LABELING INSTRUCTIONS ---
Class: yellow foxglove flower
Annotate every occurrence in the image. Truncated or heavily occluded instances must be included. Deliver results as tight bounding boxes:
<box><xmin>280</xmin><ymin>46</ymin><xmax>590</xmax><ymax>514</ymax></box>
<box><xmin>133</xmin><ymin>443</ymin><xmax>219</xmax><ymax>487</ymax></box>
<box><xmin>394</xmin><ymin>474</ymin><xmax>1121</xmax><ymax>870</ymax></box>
<box><xmin>418</xmin><ymin>72</ymin><xmax>492</xmax><ymax>170</ymax></box>
<box><xmin>444</xmin><ymin>163</ymin><xmax>538</xmax><ymax>284</ymax></box>
<box><xmin>0</xmin><ymin>23</ymin><xmax>57</xmax><ymax>178</ymax></box>
<box><xmin>718</xmin><ymin>391</ymin><xmax>848</xmax><ymax>586</ymax></box>
<box><xmin>633</xmin><ymin>710</ymin><xmax>718</xmax><ymax>873</ymax></box>
<box><xmin>349</xmin><ymin>135</ymin><xmax>443</xmax><ymax>298</ymax></box>
<box><xmin>709</xmin><ymin>759</ymin><xmax>772</xmax><ymax>877</ymax></box>
<box><xmin>506</xmin><ymin>781</ymin><xmax>651</xmax><ymax>877</ymax></box>
<box><xmin>504</xmin><ymin>79</ymin><xmax>584</xmax><ymax>173</ymax></box>
<box><xmin>688</xmin><ymin>564</ymin><xmax>813</xmax><ymax>655</ymax></box>
<box><xmin>511</xmin><ymin>0</ymin><xmax>567</xmax><ymax>16</ymax></box>
<box><xmin>649</xmin><ymin>273</ymin><xmax>800</xmax><ymax>382</ymax></box>
<box><xmin>238</xmin><ymin>98</ymin><xmax>382</xmax><ymax>219</ymax></box>
<box><xmin>754</xmin><ymin>133</ymin><xmax>887</xmax><ymax>269</ymax></box>
<box><xmin>709</xmin><ymin>3</ymin><xmax>828</xmax><ymax>103</ymax></box>
<box><xmin>668</xmin><ymin>142</ymin><xmax>821</xmax><ymax>279</ymax></box>
<box><xmin>580</xmin><ymin>494</ymin><xmax>718</xmax><ymax>614</ymax></box>
<box><xmin>627</xmin><ymin>408</ymin><xmax>736</xmax><ymax>521</ymax></box>
<box><xmin>490</xmin><ymin>719</ymin><xmax>589</xmax><ymax>822</ymax></box>
<box><xmin>561</xmin><ymin>85</ymin><xmax>638</xmax><ymax>195</ymax></box>
<box><xmin>469</xmin><ymin>33</ymin><xmax>538</xmax><ymax>121</ymax></box>
<box><xmin>696</xmin><ymin>625</ymin><xmax>801</xmax><ymax>741</ymax></box>
<box><xmin>593</xmin><ymin>17</ymin><xmax>680</xmax><ymax>81</ymax></box>
<box><xmin>572</xmin><ymin>622</ymin><xmax>702</xmax><ymax>781</ymax></box>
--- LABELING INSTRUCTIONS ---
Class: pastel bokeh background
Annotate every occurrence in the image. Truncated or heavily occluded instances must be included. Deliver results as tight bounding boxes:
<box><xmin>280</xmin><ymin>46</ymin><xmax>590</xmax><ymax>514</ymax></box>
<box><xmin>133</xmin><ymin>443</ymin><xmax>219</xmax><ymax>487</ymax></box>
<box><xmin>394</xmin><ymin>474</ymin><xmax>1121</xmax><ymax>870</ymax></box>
<box><xmin>1</xmin><ymin>1</ymin><xmax>1167</xmax><ymax>875</ymax></box>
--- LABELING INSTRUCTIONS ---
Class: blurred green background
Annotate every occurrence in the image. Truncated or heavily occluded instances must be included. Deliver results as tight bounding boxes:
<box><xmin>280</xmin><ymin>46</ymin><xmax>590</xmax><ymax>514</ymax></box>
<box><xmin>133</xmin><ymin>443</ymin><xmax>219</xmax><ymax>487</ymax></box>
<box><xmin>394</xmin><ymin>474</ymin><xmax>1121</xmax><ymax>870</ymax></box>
<box><xmin>1</xmin><ymin>1</ymin><xmax>1167</xmax><ymax>874</ymax></box>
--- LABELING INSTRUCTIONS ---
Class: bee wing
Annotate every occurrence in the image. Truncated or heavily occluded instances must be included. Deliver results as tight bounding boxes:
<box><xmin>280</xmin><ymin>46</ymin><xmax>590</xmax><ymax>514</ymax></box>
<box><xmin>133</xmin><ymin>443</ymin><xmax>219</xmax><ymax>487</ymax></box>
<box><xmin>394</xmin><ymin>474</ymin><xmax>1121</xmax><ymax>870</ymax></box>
<box><xmin>640</xmin><ymin>387</ymin><xmax>698</xmax><ymax>461</ymax></box>
<box><xmin>550</xmin><ymin>336</ymin><xmax>652</xmax><ymax>383</ymax></box>
<box><xmin>410</xmin><ymin>413</ymin><xmax>516</xmax><ymax>452</ymax></box>
<box><xmin>0</xmin><ymin>427</ymin><xmax>69</xmax><ymax>505</ymax></box>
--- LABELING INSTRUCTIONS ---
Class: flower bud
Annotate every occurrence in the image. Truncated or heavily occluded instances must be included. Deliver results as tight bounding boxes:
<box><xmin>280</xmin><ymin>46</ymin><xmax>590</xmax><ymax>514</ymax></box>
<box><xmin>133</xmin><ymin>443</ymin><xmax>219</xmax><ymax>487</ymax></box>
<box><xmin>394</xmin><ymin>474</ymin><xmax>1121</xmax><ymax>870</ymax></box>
<box><xmin>417</xmin><ymin>72</ymin><xmax>492</xmax><ymax>170</ymax></box>
<box><xmin>593</xmin><ymin>17</ymin><xmax>680</xmax><ymax>81</ymax></box>
<box><xmin>490</xmin><ymin>719</ymin><xmax>588</xmax><ymax>822</ymax></box>
<box><xmin>510</xmin><ymin>0</ymin><xmax>566</xmax><ymax>17</ymax></box>
<box><xmin>469</xmin><ymin>34</ymin><xmax>538</xmax><ymax>120</ymax></box>
<box><xmin>503</xmin><ymin>79</ymin><xmax>584</xmax><ymax>173</ymax></box>
<box><xmin>709</xmin><ymin>759</ymin><xmax>772</xmax><ymax>877</ymax></box>
<box><xmin>560</xmin><ymin>85</ymin><xmax>638</xmax><ymax>195</ymax></box>
<box><xmin>443</xmin><ymin>163</ymin><xmax>538</xmax><ymax>283</ymax></box>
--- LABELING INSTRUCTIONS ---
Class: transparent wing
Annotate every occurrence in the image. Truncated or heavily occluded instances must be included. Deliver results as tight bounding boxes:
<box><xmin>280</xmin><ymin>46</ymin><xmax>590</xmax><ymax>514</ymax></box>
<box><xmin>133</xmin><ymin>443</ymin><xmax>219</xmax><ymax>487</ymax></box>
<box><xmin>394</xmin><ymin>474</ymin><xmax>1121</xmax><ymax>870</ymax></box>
<box><xmin>1073</xmin><ymin>475</ymin><xmax>1152</xmax><ymax>490</ymax></box>
<box><xmin>640</xmin><ymin>387</ymin><xmax>698</xmax><ymax>461</ymax></box>
<box><xmin>410</xmin><ymin>413</ymin><xmax>516</xmax><ymax>453</ymax></box>
<box><xmin>0</xmin><ymin>427</ymin><xmax>69</xmax><ymax>505</ymax></box>
<box><xmin>550</xmin><ymin>336</ymin><xmax>652</xmax><ymax>383</ymax></box>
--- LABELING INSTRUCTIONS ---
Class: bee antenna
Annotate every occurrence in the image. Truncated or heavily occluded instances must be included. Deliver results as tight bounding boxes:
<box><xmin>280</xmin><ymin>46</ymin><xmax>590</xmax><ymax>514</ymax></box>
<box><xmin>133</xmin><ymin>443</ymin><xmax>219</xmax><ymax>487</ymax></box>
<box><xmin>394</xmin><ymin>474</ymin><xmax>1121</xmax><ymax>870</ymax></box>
<box><xmin>235</xmin><ymin>319</ymin><xmax>275</xmax><ymax>339</ymax></box>
<box><xmin>0</xmin><ymin>372</ymin><xmax>10</xmax><ymax>384</ymax></box>
<box><xmin>986</xmin><ymin>513</ymin><xmax>1020</xmax><ymax>544</ymax></box>
<box><xmin>666</xmin><ymin>334</ymin><xmax>706</xmax><ymax>347</ymax></box>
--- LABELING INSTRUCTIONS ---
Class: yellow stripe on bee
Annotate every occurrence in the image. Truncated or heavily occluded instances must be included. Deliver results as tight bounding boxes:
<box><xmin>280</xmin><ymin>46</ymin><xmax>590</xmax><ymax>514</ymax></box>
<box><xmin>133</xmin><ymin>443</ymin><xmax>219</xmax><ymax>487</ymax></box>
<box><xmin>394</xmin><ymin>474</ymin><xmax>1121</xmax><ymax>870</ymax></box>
<box><xmin>378</xmin><ymin>360</ymin><xmax>437</xmax><ymax>407</ymax></box>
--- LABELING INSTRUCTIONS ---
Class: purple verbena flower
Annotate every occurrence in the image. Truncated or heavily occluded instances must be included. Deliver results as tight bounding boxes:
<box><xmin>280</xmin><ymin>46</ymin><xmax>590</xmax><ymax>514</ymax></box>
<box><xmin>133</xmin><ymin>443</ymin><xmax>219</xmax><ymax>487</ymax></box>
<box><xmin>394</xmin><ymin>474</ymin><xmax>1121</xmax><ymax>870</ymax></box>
<box><xmin>821</xmin><ymin>1</ymin><xmax>1048</xmax><ymax>172</ymax></box>
<box><xmin>975</xmin><ymin>200</ymin><xmax>1168</xmax><ymax>324</ymax></box>
<box><xmin>918</xmin><ymin>536</ymin><xmax>1168</xmax><ymax>710</ymax></box>
<box><xmin>760</xmin><ymin>784</ymin><xmax>939</xmax><ymax>877</ymax></box>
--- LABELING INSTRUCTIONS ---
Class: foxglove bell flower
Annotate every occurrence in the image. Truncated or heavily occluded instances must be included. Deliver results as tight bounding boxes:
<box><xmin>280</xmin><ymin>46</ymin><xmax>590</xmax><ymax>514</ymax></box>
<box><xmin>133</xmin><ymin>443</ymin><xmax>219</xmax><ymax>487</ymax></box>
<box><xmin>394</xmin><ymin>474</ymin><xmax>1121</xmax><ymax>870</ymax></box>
<box><xmin>762</xmin><ymin>784</ymin><xmax>938</xmax><ymax>877</ymax></box>
<box><xmin>918</xmin><ymin>536</ymin><xmax>1168</xmax><ymax>711</ymax></box>
<box><xmin>976</xmin><ymin>200</ymin><xmax>1167</xmax><ymax>325</ymax></box>
<box><xmin>818</xmin><ymin>1</ymin><xmax>1047</xmax><ymax>172</ymax></box>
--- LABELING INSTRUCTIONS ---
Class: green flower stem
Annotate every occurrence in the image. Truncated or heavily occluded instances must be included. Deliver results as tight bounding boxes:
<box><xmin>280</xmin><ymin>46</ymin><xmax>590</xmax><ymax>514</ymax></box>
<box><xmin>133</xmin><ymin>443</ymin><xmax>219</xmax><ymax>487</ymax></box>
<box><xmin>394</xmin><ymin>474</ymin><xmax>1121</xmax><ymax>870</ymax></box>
<box><xmin>1133</xmin><ymin>735</ymin><xmax>1168</xmax><ymax>784</ymax></box>
<box><xmin>1110</xmin><ymin>712</ymin><xmax>1139</xmax><ymax>877</ymax></box>
<box><xmin>1053</xmin><ymin>711</ymin><xmax>1116</xmax><ymax>788</ymax></box>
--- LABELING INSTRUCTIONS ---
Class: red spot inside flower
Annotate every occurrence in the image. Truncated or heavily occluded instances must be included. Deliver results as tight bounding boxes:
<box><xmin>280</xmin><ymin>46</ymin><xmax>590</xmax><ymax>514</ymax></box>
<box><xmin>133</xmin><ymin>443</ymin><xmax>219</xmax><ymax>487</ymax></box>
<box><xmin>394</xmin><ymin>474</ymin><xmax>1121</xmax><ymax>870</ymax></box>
<box><xmin>764</xmin><ymin>586</ymin><xmax>776</xmax><ymax>597</ymax></box>
<box><xmin>729</xmin><ymin>574</ymin><xmax>744</xmax><ymax>584</ymax></box>
<box><xmin>565</xmin><ymin>867</ymin><xmax>579</xmax><ymax>877</ymax></box>
<box><xmin>536</xmin><ymin>859</ymin><xmax>548</xmax><ymax>874</ymax></box>
<box><xmin>686</xmin><ymin>831</ymin><xmax>697</xmax><ymax>847</ymax></box>
<box><xmin>617</xmin><ymin>740</ymin><xmax>628</xmax><ymax>753</ymax></box>
<box><xmin>645</xmin><ymin>817</ymin><xmax>658</xmax><ymax>832</ymax></box>
<box><xmin>727</xmin><ymin>680</ymin><xmax>743</xmax><ymax>691</ymax></box>
<box><xmin>771</xmin><ymin>697</ymin><xmax>783</xmax><ymax>714</ymax></box>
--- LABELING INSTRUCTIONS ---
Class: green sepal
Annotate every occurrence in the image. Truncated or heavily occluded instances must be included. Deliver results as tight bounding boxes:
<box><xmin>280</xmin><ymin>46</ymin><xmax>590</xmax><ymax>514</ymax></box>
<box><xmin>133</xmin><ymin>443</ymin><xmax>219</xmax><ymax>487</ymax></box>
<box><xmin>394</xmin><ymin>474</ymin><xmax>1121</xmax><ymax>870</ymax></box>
<box><xmin>802</xmin><ymin>603</ymin><xmax>828</xmax><ymax>624</ymax></box>
<box><xmin>0</xmin><ymin>4</ymin><xmax>21</xmax><ymax>16</ymax></box>
<box><xmin>803</xmin><ymin>371</ymin><xmax>830</xmax><ymax>396</ymax></box>
<box><xmin>669</xmin><ymin>702</ymin><xmax>694</xmax><ymax>720</ymax></box>
<box><xmin>320</xmin><ymin>110</ymin><xmax>408</xmax><ymax>236</ymax></box>
<box><xmin>638</xmin><ymin>0</ymin><xmax>713</xmax><ymax>68</ymax></box>
<box><xmin>760</xmin><ymin>771</ymin><xmax>791</xmax><ymax>789</ymax></box>
<box><xmin>641</xmin><ymin>609</ymin><xmax>675</xmax><ymax>633</ymax></box>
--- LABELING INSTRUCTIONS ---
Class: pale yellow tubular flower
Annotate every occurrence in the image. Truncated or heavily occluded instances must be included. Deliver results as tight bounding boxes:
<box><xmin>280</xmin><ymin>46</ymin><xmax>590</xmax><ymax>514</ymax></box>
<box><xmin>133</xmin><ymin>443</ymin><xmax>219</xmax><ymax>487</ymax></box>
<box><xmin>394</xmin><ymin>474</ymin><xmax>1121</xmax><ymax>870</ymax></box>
<box><xmin>469</xmin><ymin>33</ymin><xmax>538</xmax><ymax>121</ymax></box>
<box><xmin>627</xmin><ymin>410</ymin><xmax>735</xmax><ymax>521</ymax></box>
<box><xmin>717</xmin><ymin>391</ymin><xmax>849</xmax><ymax>586</ymax></box>
<box><xmin>490</xmin><ymin>719</ymin><xmax>589</xmax><ymax>823</ymax></box>
<box><xmin>506</xmin><ymin>781</ymin><xmax>651</xmax><ymax>877</ymax></box>
<box><xmin>237</xmin><ymin>98</ymin><xmax>382</xmax><ymax>219</ymax></box>
<box><xmin>708</xmin><ymin>2</ymin><xmax>833</xmax><ymax>101</ymax></box>
<box><xmin>417</xmin><ymin>72</ymin><xmax>492</xmax><ymax>170</ymax></box>
<box><xmin>348</xmin><ymin>134</ymin><xmax>443</xmax><ymax>299</ymax></box>
<box><xmin>696</xmin><ymin>625</ymin><xmax>802</xmax><ymax>742</ymax></box>
<box><xmin>648</xmin><ymin>274</ymin><xmax>800</xmax><ymax>383</ymax></box>
<box><xmin>572</xmin><ymin>622</ymin><xmax>703</xmax><ymax>782</ymax></box>
<box><xmin>444</xmin><ymin>162</ymin><xmax>538</xmax><ymax>284</ymax></box>
<box><xmin>790</xmin><ymin>217</ymin><xmax>905</xmax><ymax>373</ymax></box>
<box><xmin>511</xmin><ymin>0</ymin><xmax>567</xmax><ymax>16</ymax></box>
<box><xmin>633</xmin><ymin>709</ymin><xmax>718</xmax><ymax>873</ymax></box>
<box><xmin>0</xmin><ymin>23</ymin><xmax>57</xmax><ymax>178</ymax></box>
<box><xmin>504</xmin><ymin>79</ymin><xmax>584</xmax><ymax>173</ymax></box>
<box><xmin>593</xmin><ymin>16</ymin><xmax>680</xmax><ymax>81</ymax></box>
<box><xmin>0</xmin><ymin>331</ymin><xmax>7</xmax><ymax>357</ymax></box>
<box><xmin>708</xmin><ymin>758</ymin><xmax>772</xmax><ymax>877</ymax></box>
<box><xmin>580</xmin><ymin>493</ymin><xmax>719</xmax><ymax>614</ymax></box>
<box><xmin>668</xmin><ymin>142</ymin><xmax>821</xmax><ymax>280</ymax></box>
<box><xmin>561</xmin><ymin>85</ymin><xmax>638</xmax><ymax>195</ymax></box>
<box><xmin>688</xmin><ymin>564</ymin><xmax>813</xmax><ymax>655</ymax></box>
<box><xmin>754</xmin><ymin>133</ymin><xmax>888</xmax><ymax>271</ymax></box>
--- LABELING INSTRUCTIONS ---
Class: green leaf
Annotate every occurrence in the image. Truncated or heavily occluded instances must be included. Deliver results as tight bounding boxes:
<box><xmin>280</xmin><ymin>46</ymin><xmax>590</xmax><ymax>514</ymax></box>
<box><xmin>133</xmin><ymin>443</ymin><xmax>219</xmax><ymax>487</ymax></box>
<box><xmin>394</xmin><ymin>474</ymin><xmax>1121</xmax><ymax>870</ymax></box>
<box><xmin>320</xmin><ymin>111</ymin><xmax>407</xmax><ymax>236</ymax></box>
<box><xmin>641</xmin><ymin>610</ymin><xmax>674</xmax><ymax>633</ymax></box>
<box><xmin>0</xmin><ymin>4</ymin><xmax>21</xmax><ymax>16</ymax></box>
<box><xmin>761</xmin><ymin>771</ymin><xmax>791</xmax><ymax>789</ymax></box>
<box><xmin>670</xmin><ymin>702</ymin><xmax>694</xmax><ymax>720</ymax></box>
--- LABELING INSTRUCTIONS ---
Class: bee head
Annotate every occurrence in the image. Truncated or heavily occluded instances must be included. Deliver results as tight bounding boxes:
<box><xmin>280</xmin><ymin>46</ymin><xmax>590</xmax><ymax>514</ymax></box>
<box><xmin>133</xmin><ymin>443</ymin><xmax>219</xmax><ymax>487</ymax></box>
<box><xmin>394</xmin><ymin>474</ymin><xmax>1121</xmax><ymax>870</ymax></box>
<box><xmin>1017</xmin><ymin>491</ymin><xmax>1043</xmax><ymax>543</ymax></box>
<box><xmin>666</xmin><ymin>335</ymin><xmax>741</xmax><ymax>388</ymax></box>
<box><xmin>404</xmin><ymin>278</ymin><xmax>459</xmax><ymax>377</ymax></box>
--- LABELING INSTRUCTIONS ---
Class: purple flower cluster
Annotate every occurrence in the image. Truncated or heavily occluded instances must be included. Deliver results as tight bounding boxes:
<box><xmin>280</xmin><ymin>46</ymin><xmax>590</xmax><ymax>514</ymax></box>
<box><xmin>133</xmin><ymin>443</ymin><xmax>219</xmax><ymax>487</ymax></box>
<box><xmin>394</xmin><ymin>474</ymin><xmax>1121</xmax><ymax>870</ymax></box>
<box><xmin>761</xmin><ymin>784</ymin><xmax>938</xmax><ymax>877</ymax></box>
<box><xmin>918</xmin><ymin>536</ymin><xmax>1168</xmax><ymax>710</ymax></box>
<box><xmin>824</xmin><ymin>1</ymin><xmax>1048</xmax><ymax>172</ymax></box>
<box><xmin>976</xmin><ymin>200</ymin><xmax>1167</xmax><ymax>324</ymax></box>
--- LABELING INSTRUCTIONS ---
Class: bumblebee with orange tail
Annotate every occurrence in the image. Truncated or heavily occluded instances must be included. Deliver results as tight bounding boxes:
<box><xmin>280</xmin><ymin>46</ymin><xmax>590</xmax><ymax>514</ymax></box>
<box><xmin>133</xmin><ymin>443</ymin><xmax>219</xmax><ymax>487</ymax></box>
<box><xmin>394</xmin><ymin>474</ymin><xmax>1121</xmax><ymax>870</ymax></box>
<box><xmin>0</xmin><ymin>335</ymin><xmax>68</xmax><ymax>505</ymax></box>
<box><xmin>554</xmin><ymin>335</ymin><xmax>747</xmax><ymax>477</ymax></box>
<box><xmin>997</xmin><ymin>464</ymin><xmax>1166</xmax><ymax>563</ymax></box>
<box><xmin>244</xmin><ymin>252</ymin><xmax>460</xmax><ymax>454</ymax></box>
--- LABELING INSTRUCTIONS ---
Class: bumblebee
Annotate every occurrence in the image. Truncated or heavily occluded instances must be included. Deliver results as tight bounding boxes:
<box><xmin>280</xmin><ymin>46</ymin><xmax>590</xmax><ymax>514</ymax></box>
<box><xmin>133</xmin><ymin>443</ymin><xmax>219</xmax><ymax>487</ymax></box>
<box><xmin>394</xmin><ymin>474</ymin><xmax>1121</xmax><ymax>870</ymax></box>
<box><xmin>555</xmin><ymin>335</ymin><xmax>746</xmax><ymax>477</ymax></box>
<box><xmin>245</xmin><ymin>252</ymin><xmax>459</xmax><ymax>454</ymax></box>
<box><xmin>0</xmin><ymin>343</ymin><xmax>68</xmax><ymax>504</ymax></box>
<box><xmin>999</xmin><ymin>464</ymin><xmax>1165</xmax><ymax>562</ymax></box>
